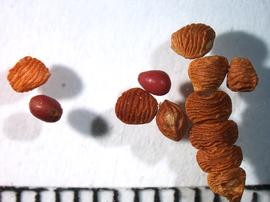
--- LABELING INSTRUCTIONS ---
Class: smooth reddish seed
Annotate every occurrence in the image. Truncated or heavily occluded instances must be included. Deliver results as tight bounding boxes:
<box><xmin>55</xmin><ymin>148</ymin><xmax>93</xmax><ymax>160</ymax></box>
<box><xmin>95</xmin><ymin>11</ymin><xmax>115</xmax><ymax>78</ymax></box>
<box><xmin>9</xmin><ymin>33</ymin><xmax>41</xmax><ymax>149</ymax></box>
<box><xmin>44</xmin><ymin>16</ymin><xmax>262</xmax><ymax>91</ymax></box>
<box><xmin>29</xmin><ymin>95</ymin><xmax>63</xmax><ymax>122</ymax></box>
<box><xmin>138</xmin><ymin>70</ymin><xmax>171</xmax><ymax>96</ymax></box>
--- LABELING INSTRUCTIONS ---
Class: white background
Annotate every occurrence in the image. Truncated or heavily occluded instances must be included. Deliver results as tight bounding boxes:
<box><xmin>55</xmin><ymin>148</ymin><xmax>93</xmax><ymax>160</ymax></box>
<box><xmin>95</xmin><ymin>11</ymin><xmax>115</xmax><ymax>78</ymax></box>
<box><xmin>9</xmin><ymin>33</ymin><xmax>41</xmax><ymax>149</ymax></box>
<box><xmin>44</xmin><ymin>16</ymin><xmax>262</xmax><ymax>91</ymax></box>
<box><xmin>0</xmin><ymin>0</ymin><xmax>269</xmax><ymax>187</ymax></box>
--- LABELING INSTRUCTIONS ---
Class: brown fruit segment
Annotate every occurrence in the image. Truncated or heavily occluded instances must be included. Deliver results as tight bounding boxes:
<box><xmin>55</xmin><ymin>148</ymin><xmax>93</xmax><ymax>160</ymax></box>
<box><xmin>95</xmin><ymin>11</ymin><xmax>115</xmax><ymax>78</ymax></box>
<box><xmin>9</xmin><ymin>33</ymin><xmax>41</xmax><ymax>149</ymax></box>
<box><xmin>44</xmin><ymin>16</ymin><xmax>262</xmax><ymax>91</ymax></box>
<box><xmin>171</xmin><ymin>23</ymin><xmax>215</xmax><ymax>59</ymax></box>
<box><xmin>188</xmin><ymin>55</ymin><xmax>229</xmax><ymax>91</ymax></box>
<box><xmin>156</xmin><ymin>100</ymin><xmax>186</xmax><ymax>141</ymax></box>
<box><xmin>115</xmin><ymin>88</ymin><xmax>158</xmax><ymax>124</ymax></box>
<box><xmin>227</xmin><ymin>57</ymin><xmax>258</xmax><ymax>92</ymax></box>
<box><xmin>208</xmin><ymin>167</ymin><xmax>246</xmax><ymax>202</ymax></box>
<box><xmin>7</xmin><ymin>56</ymin><xmax>51</xmax><ymax>92</ymax></box>
<box><xmin>185</xmin><ymin>91</ymin><xmax>232</xmax><ymax>124</ymax></box>
<box><xmin>189</xmin><ymin>120</ymin><xmax>238</xmax><ymax>150</ymax></box>
<box><xmin>196</xmin><ymin>145</ymin><xmax>243</xmax><ymax>173</ymax></box>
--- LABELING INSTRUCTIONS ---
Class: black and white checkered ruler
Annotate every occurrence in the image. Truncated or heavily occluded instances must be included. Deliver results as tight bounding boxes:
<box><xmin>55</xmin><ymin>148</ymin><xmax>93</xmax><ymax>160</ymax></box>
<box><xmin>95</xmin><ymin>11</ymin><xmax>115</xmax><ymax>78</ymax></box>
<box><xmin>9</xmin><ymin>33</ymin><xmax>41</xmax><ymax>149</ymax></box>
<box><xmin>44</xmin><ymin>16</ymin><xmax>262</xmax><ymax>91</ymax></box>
<box><xmin>0</xmin><ymin>185</ymin><xmax>269</xmax><ymax>202</ymax></box>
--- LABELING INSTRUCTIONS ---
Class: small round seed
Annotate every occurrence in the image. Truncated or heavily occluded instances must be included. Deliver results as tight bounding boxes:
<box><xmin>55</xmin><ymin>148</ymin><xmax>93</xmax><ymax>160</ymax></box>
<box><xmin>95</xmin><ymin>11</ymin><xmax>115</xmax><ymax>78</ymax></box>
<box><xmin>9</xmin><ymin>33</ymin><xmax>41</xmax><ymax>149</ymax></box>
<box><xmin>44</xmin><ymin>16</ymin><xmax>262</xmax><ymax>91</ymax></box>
<box><xmin>138</xmin><ymin>70</ymin><xmax>171</xmax><ymax>96</ymax></box>
<box><xmin>29</xmin><ymin>95</ymin><xmax>63</xmax><ymax>122</ymax></box>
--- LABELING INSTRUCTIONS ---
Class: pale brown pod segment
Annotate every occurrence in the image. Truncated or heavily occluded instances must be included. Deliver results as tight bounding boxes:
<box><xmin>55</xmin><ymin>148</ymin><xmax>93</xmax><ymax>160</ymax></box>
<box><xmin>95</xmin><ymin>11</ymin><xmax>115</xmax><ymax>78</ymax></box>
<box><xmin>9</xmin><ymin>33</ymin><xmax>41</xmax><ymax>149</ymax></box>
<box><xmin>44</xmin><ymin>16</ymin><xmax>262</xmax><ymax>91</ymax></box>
<box><xmin>185</xmin><ymin>90</ymin><xmax>232</xmax><ymax>124</ymax></box>
<box><xmin>189</xmin><ymin>120</ymin><xmax>238</xmax><ymax>150</ymax></box>
<box><xmin>115</xmin><ymin>88</ymin><xmax>158</xmax><ymax>124</ymax></box>
<box><xmin>196</xmin><ymin>145</ymin><xmax>243</xmax><ymax>173</ymax></box>
<box><xmin>171</xmin><ymin>23</ymin><xmax>215</xmax><ymax>59</ymax></box>
<box><xmin>227</xmin><ymin>57</ymin><xmax>258</xmax><ymax>92</ymax></box>
<box><xmin>188</xmin><ymin>55</ymin><xmax>229</xmax><ymax>91</ymax></box>
<box><xmin>156</xmin><ymin>100</ymin><xmax>187</xmax><ymax>141</ymax></box>
<box><xmin>208</xmin><ymin>167</ymin><xmax>246</xmax><ymax>202</ymax></box>
<box><xmin>7</xmin><ymin>56</ymin><xmax>51</xmax><ymax>92</ymax></box>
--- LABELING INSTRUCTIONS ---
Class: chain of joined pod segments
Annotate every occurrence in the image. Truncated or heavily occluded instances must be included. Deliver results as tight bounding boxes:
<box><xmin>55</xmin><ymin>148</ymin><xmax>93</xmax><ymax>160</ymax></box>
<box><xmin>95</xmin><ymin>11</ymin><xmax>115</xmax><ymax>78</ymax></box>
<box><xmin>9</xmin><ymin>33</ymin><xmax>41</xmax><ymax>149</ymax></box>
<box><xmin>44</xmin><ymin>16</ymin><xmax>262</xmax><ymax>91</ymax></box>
<box><xmin>185</xmin><ymin>88</ymin><xmax>245</xmax><ymax>202</ymax></box>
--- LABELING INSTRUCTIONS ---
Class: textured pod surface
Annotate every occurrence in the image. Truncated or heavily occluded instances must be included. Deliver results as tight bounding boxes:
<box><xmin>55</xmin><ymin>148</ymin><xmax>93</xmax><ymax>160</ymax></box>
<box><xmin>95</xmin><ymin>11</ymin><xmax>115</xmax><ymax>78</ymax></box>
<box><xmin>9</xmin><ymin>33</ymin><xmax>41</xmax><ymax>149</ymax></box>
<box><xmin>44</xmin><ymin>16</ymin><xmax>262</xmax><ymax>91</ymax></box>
<box><xmin>8</xmin><ymin>56</ymin><xmax>51</xmax><ymax>92</ymax></box>
<box><xmin>115</xmin><ymin>88</ymin><xmax>158</xmax><ymax>124</ymax></box>
<box><xmin>29</xmin><ymin>95</ymin><xmax>63</xmax><ymax>122</ymax></box>
<box><xmin>138</xmin><ymin>70</ymin><xmax>171</xmax><ymax>96</ymax></box>
<box><xmin>189</xmin><ymin>120</ymin><xmax>238</xmax><ymax>150</ymax></box>
<box><xmin>227</xmin><ymin>57</ymin><xmax>258</xmax><ymax>92</ymax></box>
<box><xmin>171</xmin><ymin>23</ymin><xmax>215</xmax><ymax>59</ymax></box>
<box><xmin>185</xmin><ymin>91</ymin><xmax>232</xmax><ymax>124</ymax></box>
<box><xmin>188</xmin><ymin>55</ymin><xmax>229</xmax><ymax>91</ymax></box>
<box><xmin>156</xmin><ymin>100</ymin><xmax>186</xmax><ymax>141</ymax></box>
<box><xmin>208</xmin><ymin>167</ymin><xmax>246</xmax><ymax>202</ymax></box>
<box><xmin>196</xmin><ymin>145</ymin><xmax>243</xmax><ymax>173</ymax></box>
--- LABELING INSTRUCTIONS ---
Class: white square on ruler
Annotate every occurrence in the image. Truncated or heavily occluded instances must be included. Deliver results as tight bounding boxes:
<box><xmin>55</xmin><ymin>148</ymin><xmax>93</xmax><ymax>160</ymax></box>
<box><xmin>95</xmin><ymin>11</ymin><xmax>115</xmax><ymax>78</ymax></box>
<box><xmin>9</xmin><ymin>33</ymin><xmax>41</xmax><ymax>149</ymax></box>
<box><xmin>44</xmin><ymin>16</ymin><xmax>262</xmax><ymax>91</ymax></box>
<box><xmin>41</xmin><ymin>190</ymin><xmax>56</xmax><ymax>202</ymax></box>
<box><xmin>99</xmin><ymin>189</ymin><xmax>115</xmax><ymax>202</ymax></box>
<box><xmin>118</xmin><ymin>189</ymin><xmax>134</xmax><ymax>201</ymax></box>
<box><xmin>160</xmin><ymin>188</ymin><xmax>176</xmax><ymax>202</ymax></box>
<box><xmin>60</xmin><ymin>191</ymin><xmax>74</xmax><ymax>202</ymax></box>
<box><xmin>79</xmin><ymin>190</ymin><xmax>93</xmax><ymax>202</ymax></box>
<box><xmin>1</xmin><ymin>191</ymin><xmax>16</xmax><ymax>202</ymax></box>
<box><xmin>140</xmin><ymin>189</ymin><xmax>155</xmax><ymax>201</ymax></box>
<box><xmin>21</xmin><ymin>191</ymin><xmax>36</xmax><ymax>202</ymax></box>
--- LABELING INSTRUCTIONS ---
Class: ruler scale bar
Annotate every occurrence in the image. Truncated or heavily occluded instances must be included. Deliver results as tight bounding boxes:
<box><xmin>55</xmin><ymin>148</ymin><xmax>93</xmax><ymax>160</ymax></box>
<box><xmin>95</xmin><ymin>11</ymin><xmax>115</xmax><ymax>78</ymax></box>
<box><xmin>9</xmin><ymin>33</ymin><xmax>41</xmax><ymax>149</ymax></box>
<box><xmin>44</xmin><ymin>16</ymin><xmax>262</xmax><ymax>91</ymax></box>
<box><xmin>0</xmin><ymin>186</ymin><xmax>269</xmax><ymax>202</ymax></box>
